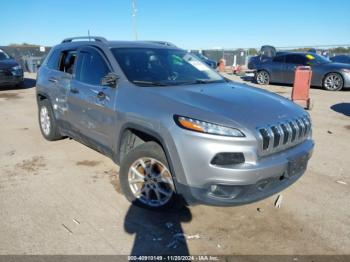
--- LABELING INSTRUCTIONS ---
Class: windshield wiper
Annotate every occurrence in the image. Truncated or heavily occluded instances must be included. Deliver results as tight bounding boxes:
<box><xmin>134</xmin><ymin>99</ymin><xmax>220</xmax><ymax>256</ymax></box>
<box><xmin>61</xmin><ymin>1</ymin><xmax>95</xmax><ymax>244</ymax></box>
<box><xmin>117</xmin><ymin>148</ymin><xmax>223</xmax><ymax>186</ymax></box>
<box><xmin>186</xmin><ymin>79</ymin><xmax>224</xmax><ymax>85</ymax></box>
<box><xmin>132</xmin><ymin>80</ymin><xmax>168</xmax><ymax>86</ymax></box>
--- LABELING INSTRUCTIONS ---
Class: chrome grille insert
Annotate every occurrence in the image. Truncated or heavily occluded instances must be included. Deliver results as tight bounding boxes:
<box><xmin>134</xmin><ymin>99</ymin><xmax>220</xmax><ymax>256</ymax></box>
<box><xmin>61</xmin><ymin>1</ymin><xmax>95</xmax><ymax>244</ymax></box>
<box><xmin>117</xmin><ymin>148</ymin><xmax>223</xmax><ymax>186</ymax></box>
<box><xmin>257</xmin><ymin>115</ymin><xmax>311</xmax><ymax>155</ymax></box>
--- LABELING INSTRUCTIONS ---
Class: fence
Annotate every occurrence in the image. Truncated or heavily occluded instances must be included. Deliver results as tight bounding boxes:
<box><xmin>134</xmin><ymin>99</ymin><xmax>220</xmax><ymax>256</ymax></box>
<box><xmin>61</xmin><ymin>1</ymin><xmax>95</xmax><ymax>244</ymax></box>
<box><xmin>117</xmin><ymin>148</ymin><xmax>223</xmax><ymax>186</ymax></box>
<box><xmin>197</xmin><ymin>45</ymin><xmax>350</xmax><ymax>67</ymax></box>
<box><xmin>201</xmin><ymin>49</ymin><xmax>250</xmax><ymax>66</ymax></box>
<box><xmin>0</xmin><ymin>46</ymin><xmax>50</xmax><ymax>72</ymax></box>
<box><xmin>1</xmin><ymin>44</ymin><xmax>349</xmax><ymax>72</ymax></box>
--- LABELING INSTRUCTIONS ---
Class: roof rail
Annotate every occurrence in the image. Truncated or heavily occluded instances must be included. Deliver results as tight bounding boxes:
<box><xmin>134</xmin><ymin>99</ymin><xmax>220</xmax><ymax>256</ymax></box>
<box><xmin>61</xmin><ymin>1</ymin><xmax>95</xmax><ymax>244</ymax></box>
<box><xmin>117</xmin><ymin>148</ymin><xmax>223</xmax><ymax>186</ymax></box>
<box><xmin>61</xmin><ymin>36</ymin><xmax>108</xmax><ymax>44</ymax></box>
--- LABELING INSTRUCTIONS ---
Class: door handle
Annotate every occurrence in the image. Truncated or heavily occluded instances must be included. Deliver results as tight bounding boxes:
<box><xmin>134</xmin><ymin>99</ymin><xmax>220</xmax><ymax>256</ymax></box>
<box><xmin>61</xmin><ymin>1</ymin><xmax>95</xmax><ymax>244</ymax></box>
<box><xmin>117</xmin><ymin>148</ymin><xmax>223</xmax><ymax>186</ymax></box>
<box><xmin>70</xmin><ymin>87</ymin><xmax>79</xmax><ymax>94</ymax></box>
<box><xmin>49</xmin><ymin>77</ymin><xmax>58</xmax><ymax>83</ymax></box>
<box><xmin>97</xmin><ymin>91</ymin><xmax>106</xmax><ymax>100</ymax></box>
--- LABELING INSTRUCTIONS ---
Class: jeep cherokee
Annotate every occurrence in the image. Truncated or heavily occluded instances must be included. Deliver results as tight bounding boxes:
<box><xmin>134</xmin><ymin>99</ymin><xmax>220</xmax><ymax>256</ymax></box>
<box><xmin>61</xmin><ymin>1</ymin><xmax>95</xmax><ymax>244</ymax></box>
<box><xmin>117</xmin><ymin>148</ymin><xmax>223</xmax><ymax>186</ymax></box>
<box><xmin>36</xmin><ymin>36</ymin><xmax>314</xmax><ymax>210</ymax></box>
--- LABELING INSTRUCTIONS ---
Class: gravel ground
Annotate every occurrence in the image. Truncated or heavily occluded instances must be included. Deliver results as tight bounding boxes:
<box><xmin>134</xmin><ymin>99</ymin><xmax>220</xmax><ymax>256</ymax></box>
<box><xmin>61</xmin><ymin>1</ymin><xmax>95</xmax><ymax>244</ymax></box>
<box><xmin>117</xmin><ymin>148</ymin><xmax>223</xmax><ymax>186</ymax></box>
<box><xmin>0</xmin><ymin>73</ymin><xmax>349</xmax><ymax>255</ymax></box>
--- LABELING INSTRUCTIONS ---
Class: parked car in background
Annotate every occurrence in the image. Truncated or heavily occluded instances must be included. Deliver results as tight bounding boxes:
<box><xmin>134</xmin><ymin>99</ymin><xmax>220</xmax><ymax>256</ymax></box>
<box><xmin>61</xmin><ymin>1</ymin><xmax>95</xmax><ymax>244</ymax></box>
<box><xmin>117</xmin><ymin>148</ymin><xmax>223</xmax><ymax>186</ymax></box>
<box><xmin>330</xmin><ymin>55</ymin><xmax>350</xmax><ymax>65</ymax></box>
<box><xmin>0</xmin><ymin>49</ymin><xmax>24</xmax><ymax>87</ymax></box>
<box><xmin>36</xmin><ymin>36</ymin><xmax>314</xmax><ymax>210</ymax></box>
<box><xmin>250</xmin><ymin>52</ymin><xmax>350</xmax><ymax>91</ymax></box>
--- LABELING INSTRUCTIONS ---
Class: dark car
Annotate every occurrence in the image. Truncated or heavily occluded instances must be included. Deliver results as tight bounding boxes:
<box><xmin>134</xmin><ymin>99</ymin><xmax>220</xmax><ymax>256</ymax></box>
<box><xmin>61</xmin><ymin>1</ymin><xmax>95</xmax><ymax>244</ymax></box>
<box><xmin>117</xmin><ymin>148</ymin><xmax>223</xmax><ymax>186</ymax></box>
<box><xmin>0</xmin><ymin>49</ymin><xmax>24</xmax><ymax>87</ymax></box>
<box><xmin>250</xmin><ymin>52</ymin><xmax>350</xmax><ymax>91</ymax></box>
<box><xmin>330</xmin><ymin>55</ymin><xmax>350</xmax><ymax>64</ymax></box>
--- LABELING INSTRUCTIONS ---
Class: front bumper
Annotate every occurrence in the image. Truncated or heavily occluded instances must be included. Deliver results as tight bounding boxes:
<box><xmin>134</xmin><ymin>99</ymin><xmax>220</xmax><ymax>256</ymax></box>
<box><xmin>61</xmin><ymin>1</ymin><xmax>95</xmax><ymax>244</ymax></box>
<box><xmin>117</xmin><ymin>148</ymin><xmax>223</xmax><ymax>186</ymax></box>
<box><xmin>0</xmin><ymin>69</ymin><xmax>23</xmax><ymax>86</ymax></box>
<box><xmin>171</xmin><ymin>130</ymin><xmax>314</xmax><ymax>206</ymax></box>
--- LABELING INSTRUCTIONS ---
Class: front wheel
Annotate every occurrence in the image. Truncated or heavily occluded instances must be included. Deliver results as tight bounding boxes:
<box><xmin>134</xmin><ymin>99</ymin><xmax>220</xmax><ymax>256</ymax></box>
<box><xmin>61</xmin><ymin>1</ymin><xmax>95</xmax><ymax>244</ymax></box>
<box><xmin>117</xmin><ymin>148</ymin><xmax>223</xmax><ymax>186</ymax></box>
<box><xmin>323</xmin><ymin>73</ymin><xmax>344</xmax><ymax>91</ymax></box>
<box><xmin>119</xmin><ymin>141</ymin><xmax>183</xmax><ymax>210</ymax></box>
<box><xmin>255</xmin><ymin>70</ymin><xmax>270</xmax><ymax>85</ymax></box>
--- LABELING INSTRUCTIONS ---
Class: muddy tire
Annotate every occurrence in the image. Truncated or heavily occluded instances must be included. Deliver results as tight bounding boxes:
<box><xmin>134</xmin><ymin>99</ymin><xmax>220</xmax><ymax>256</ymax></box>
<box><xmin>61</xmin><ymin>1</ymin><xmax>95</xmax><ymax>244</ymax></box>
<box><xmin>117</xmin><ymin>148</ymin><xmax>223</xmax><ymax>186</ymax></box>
<box><xmin>119</xmin><ymin>141</ymin><xmax>184</xmax><ymax>211</ymax></box>
<box><xmin>38</xmin><ymin>99</ymin><xmax>63</xmax><ymax>141</ymax></box>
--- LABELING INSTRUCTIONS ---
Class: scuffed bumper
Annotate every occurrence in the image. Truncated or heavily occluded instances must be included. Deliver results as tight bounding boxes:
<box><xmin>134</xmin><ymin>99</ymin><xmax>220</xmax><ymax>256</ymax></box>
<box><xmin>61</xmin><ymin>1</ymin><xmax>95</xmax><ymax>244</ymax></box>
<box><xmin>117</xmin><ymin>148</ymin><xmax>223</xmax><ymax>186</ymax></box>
<box><xmin>172</xmin><ymin>130</ymin><xmax>314</xmax><ymax>206</ymax></box>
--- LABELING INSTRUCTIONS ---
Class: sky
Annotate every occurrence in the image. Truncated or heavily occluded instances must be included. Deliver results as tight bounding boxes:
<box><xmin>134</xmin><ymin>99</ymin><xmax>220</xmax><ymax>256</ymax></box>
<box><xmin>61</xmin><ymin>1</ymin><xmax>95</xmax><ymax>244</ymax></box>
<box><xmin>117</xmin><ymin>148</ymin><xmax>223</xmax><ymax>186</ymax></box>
<box><xmin>1</xmin><ymin>0</ymin><xmax>349</xmax><ymax>49</ymax></box>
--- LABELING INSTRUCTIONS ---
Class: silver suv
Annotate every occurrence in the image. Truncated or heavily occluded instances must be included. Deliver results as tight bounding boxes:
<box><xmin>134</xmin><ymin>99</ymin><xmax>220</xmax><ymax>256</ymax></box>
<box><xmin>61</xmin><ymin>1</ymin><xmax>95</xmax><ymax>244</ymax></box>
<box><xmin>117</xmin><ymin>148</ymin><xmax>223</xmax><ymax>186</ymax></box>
<box><xmin>36</xmin><ymin>37</ymin><xmax>314</xmax><ymax>210</ymax></box>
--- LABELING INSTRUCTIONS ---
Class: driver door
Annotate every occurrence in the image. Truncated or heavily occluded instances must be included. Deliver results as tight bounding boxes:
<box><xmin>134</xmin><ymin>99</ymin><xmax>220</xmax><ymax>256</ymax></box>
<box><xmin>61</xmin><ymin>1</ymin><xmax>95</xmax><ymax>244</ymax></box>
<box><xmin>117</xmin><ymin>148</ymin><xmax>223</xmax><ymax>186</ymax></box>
<box><xmin>67</xmin><ymin>46</ymin><xmax>117</xmax><ymax>155</ymax></box>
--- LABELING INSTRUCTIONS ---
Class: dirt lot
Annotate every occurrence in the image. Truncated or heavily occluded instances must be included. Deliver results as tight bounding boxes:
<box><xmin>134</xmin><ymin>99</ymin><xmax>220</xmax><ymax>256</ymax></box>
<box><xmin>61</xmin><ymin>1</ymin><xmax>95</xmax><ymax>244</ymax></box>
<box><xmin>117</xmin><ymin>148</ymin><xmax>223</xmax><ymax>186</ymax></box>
<box><xmin>0</xmin><ymin>73</ymin><xmax>349</xmax><ymax>255</ymax></box>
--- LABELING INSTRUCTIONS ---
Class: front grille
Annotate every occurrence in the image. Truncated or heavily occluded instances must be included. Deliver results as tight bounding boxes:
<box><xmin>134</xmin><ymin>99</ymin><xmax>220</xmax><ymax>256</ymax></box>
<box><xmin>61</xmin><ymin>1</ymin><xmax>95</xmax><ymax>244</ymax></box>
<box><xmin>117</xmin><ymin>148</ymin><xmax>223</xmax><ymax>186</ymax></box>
<box><xmin>258</xmin><ymin>115</ymin><xmax>311</xmax><ymax>155</ymax></box>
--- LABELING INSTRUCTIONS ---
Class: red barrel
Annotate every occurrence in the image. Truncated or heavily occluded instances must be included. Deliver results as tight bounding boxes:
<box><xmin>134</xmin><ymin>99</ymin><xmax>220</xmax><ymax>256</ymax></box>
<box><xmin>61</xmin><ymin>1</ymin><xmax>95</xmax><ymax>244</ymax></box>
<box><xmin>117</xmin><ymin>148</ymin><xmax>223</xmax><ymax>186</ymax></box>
<box><xmin>292</xmin><ymin>66</ymin><xmax>312</xmax><ymax>109</ymax></box>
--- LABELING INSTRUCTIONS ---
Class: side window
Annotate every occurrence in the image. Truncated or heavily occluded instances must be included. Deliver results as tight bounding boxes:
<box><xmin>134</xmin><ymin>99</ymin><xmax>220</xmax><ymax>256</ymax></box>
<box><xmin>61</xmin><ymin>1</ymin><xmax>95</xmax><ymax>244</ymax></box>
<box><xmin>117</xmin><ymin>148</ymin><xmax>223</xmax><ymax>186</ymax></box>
<box><xmin>273</xmin><ymin>55</ymin><xmax>285</xmax><ymax>63</ymax></box>
<box><xmin>58</xmin><ymin>51</ymin><xmax>77</xmax><ymax>74</ymax></box>
<box><xmin>46</xmin><ymin>50</ymin><xmax>61</xmax><ymax>70</ymax></box>
<box><xmin>75</xmin><ymin>49</ymin><xmax>109</xmax><ymax>85</ymax></box>
<box><xmin>286</xmin><ymin>54</ymin><xmax>307</xmax><ymax>65</ymax></box>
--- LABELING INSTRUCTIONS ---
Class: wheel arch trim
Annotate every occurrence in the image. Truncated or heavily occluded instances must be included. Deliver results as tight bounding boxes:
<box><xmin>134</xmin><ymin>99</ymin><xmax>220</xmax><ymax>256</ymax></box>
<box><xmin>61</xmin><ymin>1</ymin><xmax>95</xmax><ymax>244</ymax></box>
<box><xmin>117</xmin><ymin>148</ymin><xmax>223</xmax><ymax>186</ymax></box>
<box><xmin>116</xmin><ymin>123</ymin><xmax>180</xmax><ymax>179</ymax></box>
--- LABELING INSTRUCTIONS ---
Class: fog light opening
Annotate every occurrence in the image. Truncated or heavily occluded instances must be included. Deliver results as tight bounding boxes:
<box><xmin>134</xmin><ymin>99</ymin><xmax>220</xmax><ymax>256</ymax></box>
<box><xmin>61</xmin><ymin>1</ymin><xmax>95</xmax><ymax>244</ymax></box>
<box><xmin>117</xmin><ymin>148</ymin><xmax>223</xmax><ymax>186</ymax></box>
<box><xmin>209</xmin><ymin>184</ymin><xmax>242</xmax><ymax>199</ymax></box>
<box><xmin>210</xmin><ymin>152</ymin><xmax>245</xmax><ymax>166</ymax></box>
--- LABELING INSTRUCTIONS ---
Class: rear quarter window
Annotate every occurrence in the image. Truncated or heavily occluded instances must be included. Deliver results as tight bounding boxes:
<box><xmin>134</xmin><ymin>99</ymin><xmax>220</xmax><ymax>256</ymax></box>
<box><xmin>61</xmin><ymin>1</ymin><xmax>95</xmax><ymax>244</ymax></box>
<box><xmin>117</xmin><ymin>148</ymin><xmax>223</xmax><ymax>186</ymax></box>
<box><xmin>46</xmin><ymin>49</ymin><xmax>61</xmax><ymax>70</ymax></box>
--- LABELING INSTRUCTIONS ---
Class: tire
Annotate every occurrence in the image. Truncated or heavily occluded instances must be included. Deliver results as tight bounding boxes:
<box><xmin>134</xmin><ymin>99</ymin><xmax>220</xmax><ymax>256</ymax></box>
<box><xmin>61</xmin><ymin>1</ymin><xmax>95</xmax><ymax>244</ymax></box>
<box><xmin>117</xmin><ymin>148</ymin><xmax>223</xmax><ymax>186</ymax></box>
<box><xmin>255</xmin><ymin>70</ymin><xmax>270</xmax><ymax>85</ymax></box>
<box><xmin>119</xmin><ymin>141</ymin><xmax>184</xmax><ymax>211</ymax></box>
<box><xmin>38</xmin><ymin>99</ymin><xmax>63</xmax><ymax>141</ymax></box>
<box><xmin>323</xmin><ymin>73</ymin><xmax>344</xmax><ymax>91</ymax></box>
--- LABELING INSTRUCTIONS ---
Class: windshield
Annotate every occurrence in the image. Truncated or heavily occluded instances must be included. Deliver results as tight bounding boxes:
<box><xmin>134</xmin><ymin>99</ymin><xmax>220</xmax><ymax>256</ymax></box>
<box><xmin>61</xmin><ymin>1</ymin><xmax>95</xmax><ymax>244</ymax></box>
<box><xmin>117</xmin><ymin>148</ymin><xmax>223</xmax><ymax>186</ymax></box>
<box><xmin>111</xmin><ymin>48</ymin><xmax>224</xmax><ymax>86</ymax></box>
<box><xmin>306</xmin><ymin>53</ymin><xmax>330</xmax><ymax>65</ymax></box>
<box><xmin>191</xmin><ymin>52</ymin><xmax>208</xmax><ymax>60</ymax></box>
<box><xmin>0</xmin><ymin>50</ymin><xmax>10</xmax><ymax>61</ymax></box>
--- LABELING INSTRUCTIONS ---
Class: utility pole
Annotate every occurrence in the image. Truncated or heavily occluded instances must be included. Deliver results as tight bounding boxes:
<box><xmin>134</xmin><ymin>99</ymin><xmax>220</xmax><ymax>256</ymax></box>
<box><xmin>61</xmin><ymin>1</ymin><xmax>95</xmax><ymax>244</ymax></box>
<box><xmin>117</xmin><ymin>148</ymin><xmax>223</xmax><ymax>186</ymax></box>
<box><xmin>131</xmin><ymin>0</ymin><xmax>138</xmax><ymax>40</ymax></box>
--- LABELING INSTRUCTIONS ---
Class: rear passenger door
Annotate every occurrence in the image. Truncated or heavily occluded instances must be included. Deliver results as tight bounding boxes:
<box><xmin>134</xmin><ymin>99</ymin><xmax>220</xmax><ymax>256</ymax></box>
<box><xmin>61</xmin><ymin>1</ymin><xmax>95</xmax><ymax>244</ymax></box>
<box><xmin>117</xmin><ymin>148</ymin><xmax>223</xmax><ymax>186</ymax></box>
<box><xmin>269</xmin><ymin>55</ymin><xmax>285</xmax><ymax>83</ymax></box>
<box><xmin>67</xmin><ymin>46</ymin><xmax>117</xmax><ymax>155</ymax></box>
<box><xmin>39</xmin><ymin>48</ymin><xmax>76</xmax><ymax>127</ymax></box>
<box><xmin>283</xmin><ymin>54</ymin><xmax>307</xmax><ymax>84</ymax></box>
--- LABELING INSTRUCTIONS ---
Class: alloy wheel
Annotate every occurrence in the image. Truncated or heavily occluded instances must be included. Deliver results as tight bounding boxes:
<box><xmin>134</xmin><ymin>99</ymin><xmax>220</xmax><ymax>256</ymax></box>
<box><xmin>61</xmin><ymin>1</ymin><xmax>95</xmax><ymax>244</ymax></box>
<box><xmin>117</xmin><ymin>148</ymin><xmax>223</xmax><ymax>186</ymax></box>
<box><xmin>128</xmin><ymin>157</ymin><xmax>175</xmax><ymax>207</ymax></box>
<box><xmin>40</xmin><ymin>106</ymin><xmax>51</xmax><ymax>136</ymax></box>
<box><xmin>257</xmin><ymin>71</ymin><xmax>269</xmax><ymax>85</ymax></box>
<box><xmin>324</xmin><ymin>73</ymin><xmax>343</xmax><ymax>91</ymax></box>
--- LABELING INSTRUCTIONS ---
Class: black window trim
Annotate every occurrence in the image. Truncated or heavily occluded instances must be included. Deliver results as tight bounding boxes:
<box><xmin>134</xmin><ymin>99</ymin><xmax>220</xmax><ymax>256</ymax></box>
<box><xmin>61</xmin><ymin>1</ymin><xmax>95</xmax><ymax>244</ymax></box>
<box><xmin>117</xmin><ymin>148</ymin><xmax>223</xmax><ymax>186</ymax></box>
<box><xmin>46</xmin><ymin>48</ymin><xmax>62</xmax><ymax>71</ymax></box>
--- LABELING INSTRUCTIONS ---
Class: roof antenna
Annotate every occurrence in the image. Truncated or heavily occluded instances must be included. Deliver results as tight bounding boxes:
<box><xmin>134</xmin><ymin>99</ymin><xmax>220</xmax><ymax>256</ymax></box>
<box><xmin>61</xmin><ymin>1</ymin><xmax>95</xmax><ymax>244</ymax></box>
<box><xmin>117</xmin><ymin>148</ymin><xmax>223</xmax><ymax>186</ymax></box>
<box><xmin>88</xmin><ymin>30</ymin><xmax>91</xmax><ymax>41</ymax></box>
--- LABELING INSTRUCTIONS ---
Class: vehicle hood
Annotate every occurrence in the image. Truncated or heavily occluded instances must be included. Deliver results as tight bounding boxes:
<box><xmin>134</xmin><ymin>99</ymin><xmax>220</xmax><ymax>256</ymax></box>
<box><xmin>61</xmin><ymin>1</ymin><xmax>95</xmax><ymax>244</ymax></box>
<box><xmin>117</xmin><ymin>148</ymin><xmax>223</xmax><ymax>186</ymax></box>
<box><xmin>0</xmin><ymin>59</ymin><xmax>19</xmax><ymax>69</ymax></box>
<box><xmin>150</xmin><ymin>82</ymin><xmax>306</xmax><ymax>130</ymax></box>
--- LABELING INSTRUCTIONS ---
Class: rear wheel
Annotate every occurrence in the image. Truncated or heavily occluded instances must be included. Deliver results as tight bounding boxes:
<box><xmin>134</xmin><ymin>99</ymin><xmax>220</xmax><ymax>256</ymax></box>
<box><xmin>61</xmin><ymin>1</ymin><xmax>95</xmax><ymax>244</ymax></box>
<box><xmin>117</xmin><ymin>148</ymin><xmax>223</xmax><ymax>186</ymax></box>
<box><xmin>119</xmin><ymin>141</ymin><xmax>183</xmax><ymax>210</ymax></box>
<box><xmin>38</xmin><ymin>99</ymin><xmax>63</xmax><ymax>141</ymax></box>
<box><xmin>323</xmin><ymin>73</ymin><xmax>344</xmax><ymax>91</ymax></box>
<box><xmin>256</xmin><ymin>70</ymin><xmax>270</xmax><ymax>85</ymax></box>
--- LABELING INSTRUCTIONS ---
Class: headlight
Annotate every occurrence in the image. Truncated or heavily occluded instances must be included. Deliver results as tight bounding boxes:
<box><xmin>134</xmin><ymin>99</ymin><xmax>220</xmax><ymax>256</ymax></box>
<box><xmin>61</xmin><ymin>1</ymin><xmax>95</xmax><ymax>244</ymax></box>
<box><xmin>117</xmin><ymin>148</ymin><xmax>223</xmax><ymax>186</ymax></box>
<box><xmin>12</xmin><ymin>65</ymin><xmax>21</xmax><ymax>70</ymax></box>
<box><xmin>174</xmin><ymin>115</ymin><xmax>245</xmax><ymax>137</ymax></box>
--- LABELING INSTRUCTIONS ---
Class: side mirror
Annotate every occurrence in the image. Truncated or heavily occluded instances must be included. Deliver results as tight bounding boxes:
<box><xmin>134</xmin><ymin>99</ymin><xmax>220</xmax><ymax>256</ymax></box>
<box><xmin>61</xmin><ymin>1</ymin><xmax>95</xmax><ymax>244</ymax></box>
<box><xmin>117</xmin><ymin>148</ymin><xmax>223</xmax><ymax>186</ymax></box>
<box><xmin>101</xmin><ymin>72</ymin><xmax>119</xmax><ymax>88</ymax></box>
